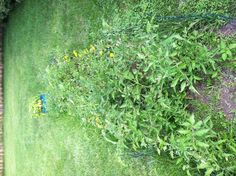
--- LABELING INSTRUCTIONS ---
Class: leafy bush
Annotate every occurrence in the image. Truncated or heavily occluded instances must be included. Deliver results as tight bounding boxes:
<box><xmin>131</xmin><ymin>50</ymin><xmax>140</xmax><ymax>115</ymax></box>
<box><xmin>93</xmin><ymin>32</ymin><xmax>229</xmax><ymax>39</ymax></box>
<box><xmin>0</xmin><ymin>0</ymin><xmax>8</xmax><ymax>20</ymax></box>
<box><xmin>45</xmin><ymin>1</ymin><xmax>236</xmax><ymax>175</ymax></box>
<box><xmin>180</xmin><ymin>0</ymin><xmax>236</xmax><ymax>15</ymax></box>
<box><xmin>0</xmin><ymin>0</ymin><xmax>22</xmax><ymax>20</ymax></box>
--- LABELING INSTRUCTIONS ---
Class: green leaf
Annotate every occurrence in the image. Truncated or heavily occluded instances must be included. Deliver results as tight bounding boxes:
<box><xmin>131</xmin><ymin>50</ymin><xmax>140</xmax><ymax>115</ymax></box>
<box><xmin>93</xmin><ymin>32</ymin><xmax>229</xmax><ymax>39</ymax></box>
<box><xmin>156</xmin><ymin>148</ymin><xmax>161</xmax><ymax>155</ymax></box>
<box><xmin>222</xmin><ymin>53</ymin><xmax>227</xmax><ymax>61</ymax></box>
<box><xmin>229</xmin><ymin>145</ymin><xmax>236</xmax><ymax>153</ymax></box>
<box><xmin>170</xmin><ymin>150</ymin><xmax>174</xmax><ymax>158</ymax></box>
<box><xmin>182</xmin><ymin>122</ymin><xmax>190</xmax><ymax>127</ymax></box>
<box><xmin>146</xmin><ymin>21</ymin><xmax>151</xmax><ymax>33</ymax></box>
<box><xmin>201</xmin><ymin>64</ymin><xmax>207</xmax><ymax>74</ymax></box>
<box><xmin>226</xmin><ymin>49</ymin><xmax>232</xmax><ymax>57</ymax></box>
<box><xmin>170</xmin><ymin>51</ymin><xmax>178</xmax><ymax>57</ymax></box>
<box><xmin>220</xmin><ymin>41</ymin><xmax>226</xmax><ymax>49</ymax></box>
<box><xmin>197</xmin><ymin>141</ymin><xmax>209</xmax><ymax>148</ymax></box>
<box><xmin>197</xmin><ymin>162</ymin><xmax>207</xmax><ymax>169</ymax></box>
<box><xmin>203</xmin><ymin>116</ymin><xmax>211</xmax><ymax>124</ymax></box>
<box><xmin>176</xmin><ymin>157</ymin><xmax>183</xmax><ymax>165</ymax></box>
<box><xmin>211</xmin><ymin>71</ymin><xmax>218</xmax><ymax>78</ymax></box>
<box><xmin>194</xmin><ymin>75</ymin><xmax>202</xmax><ymax>81</ymax></box>
<box><xmin>229</xmin><ymin>43</ymin><xmax>236</xmax><ymax>49</ymax></box>
<box><xmin>171</xmin><ymin>78</ymin><xmax>179</xmax><ymax>88</ymax></box>
<box><xmin>205</xmin><ymin>167</ymin><xmax>214</xmax><ymax>176</ymax></box>
<box><xmin>180</xmin><ymin>81</ymin><xmax>187</xmax><ymax>92</ymax></box>
<box><xmin>102</xmin><ymin>19</ymin><xmax>109</xmax><ymax>28</ymax></box>
<box><xmin>216</xmin><ymin>172</ymin><xmax>224</xmax><ymax>176</ymax></box>
<box><xmin>189</xmin><ymin>85</ymin><xmax>199</xmax><ymax>94</ymax></box>
<box><xmin>195</xmin><ymin>129</ymin><xmax>209</xmax><ymax>137</ymax></box>
<box><xmin>178</xmin><ymin>129</ymin><xmax>190</xmax><ymax>134</ymax></box>
<box><xmin>193</xmin><ymin>121</ymin><xmax>202</xmax><ymax>129</ymax></box>
<box><xmin>189</xmin><ymin>114</ymin><xmax>195</xmax><ymax>125</ymax></box>
<box><xmin>123</xmin><ymin>71</ymin><xmax>134</xmax><ymax>80</ymax></box>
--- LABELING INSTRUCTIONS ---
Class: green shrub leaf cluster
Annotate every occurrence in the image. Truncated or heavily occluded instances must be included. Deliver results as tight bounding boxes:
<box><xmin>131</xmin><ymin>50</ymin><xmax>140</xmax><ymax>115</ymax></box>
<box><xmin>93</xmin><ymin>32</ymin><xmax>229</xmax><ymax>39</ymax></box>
<box><xmin>45</xmin><ymin>1</ymin><xmax>236</xmax><ymax>175</ymax></box>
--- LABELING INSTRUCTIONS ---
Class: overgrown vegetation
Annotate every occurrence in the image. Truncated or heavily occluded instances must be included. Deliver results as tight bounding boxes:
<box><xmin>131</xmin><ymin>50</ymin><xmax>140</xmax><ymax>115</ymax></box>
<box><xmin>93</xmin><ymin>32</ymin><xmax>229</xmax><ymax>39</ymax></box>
<box><xmin>0</xmin><ymin>0</ymin><xmax>21</xmax><ymax>20</ymax></box>
<box><xmin>0</xmin><ymin>0</ymin><xmax>8</xmax><ymax>19</ymax></box>
<box><xmin>43</xmin><ymin>0</ymin><xmax>236</xmax><ymax>175</ymax></box>
<box><xmin>6</xmin><ymin>0</ymin><xmax>167</xmax><ymax>175</ymax></box>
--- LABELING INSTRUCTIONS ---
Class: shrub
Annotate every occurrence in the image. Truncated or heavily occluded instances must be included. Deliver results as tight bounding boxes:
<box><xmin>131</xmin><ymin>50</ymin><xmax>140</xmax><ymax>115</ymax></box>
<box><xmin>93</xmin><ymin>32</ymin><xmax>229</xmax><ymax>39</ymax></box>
<box><xmin>0</xmin><ymin>0</ymin><xmax>22</xmax><ymax>20</ymax></box>
<box><xmin>179</xmin><ymin>0</ymin><xmax>236</xmax><ymax>15</ymax></box>
<box><xmin>45</xmin><ymin>1</ymin><xmax>236</xmax><ymax>175</ymax></box>
<box><xmin>0</xmin><ymin>0</ymin><xmax>8</xmax><ymax>20</ymax></box>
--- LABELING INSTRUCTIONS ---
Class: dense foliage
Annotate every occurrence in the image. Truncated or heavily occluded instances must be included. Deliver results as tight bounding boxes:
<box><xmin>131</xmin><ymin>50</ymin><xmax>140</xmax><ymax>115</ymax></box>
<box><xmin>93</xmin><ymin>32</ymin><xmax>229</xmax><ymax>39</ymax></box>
<box><xmin>0</xmin><ymin>0</ymin><xmax>21</xmax><ymax>20</ymax></box>
<box><xmin>0</xmin><ymin>0</ymin><xmax>8</xmax><ymax>19</ymax></box>
<box><xmin>45</xmin><ymin>1</ymin><xmax>236</xmax><ymax>175</ymax></box>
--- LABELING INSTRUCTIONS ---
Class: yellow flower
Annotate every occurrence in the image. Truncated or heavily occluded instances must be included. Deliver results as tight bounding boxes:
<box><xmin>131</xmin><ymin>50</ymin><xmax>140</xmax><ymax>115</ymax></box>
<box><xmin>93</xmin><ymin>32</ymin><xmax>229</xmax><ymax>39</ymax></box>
<box><xmin>95</xmin><ymin>117</ymin><xmax>100</xmax><ymax>123</ymax></box>
<box><xmin>73</xmin><ymin>50</ymin><xmax>78</xmax><ymax>57</ymax></box>
<box><xmin>95</xmin><ymin>117</ymin><xmax>103</xmax><ymax>128</ymax></box>
<box><xmin>109</xmin><ymin>52</ymin><xmax>114</xmax><ymax>58</ymax></box>
<box><xmin>83</xmin><ymin>49</ymin><xmax>89</xmax><ymax>54</ymax></box>
<box><xmin>99</xmin><ymin>50</ymin><xmax>104</xmax><ymax>56</ymax></box>
<box><xmin>90</xmin><ymin>45</ymin><xmax>96</xmax><ymax>52</ymax></box>
<box><xmin>63</xmin><ymin>55</ymin><xmax>70</xmax><ymax>62</ymax></box>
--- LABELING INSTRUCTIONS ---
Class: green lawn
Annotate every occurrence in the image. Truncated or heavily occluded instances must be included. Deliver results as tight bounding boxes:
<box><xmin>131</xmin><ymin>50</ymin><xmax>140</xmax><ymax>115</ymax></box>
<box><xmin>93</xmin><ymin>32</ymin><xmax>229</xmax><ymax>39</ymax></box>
<box><xmin>3</xmin><ymin>0</ymin><xmax>184</xmax><ymax>175</ymax></box>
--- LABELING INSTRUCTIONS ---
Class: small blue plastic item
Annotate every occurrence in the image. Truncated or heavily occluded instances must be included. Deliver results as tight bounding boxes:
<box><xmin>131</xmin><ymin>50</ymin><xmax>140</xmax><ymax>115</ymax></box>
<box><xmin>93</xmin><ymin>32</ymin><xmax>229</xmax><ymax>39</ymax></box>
<box><xmin>40</xmin><ymin>94</ymin><xmax>47</xmax><ymax>113</ymax></box>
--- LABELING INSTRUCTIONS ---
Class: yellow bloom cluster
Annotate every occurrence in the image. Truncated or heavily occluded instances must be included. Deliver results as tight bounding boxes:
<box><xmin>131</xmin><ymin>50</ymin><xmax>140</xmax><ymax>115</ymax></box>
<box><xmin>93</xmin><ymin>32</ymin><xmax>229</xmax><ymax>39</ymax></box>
<box><xmin>90</xmin><ymin>45</ymin><xmax>96</xmax><ymax>52</ymax></box>
<box><xmin>109</xmin><ymin>52</ymin><xmax>114</xmax><ymax>58</ymax></box>
<box><xmin>63</xmin><ymin>44</ymin><xmax>115</xmax><ymax>63</ymax></box>
<box><xmin>73</xmin><ymin>50</ymin><xmax>78</xmax><ymax>57</ymax></box>
<box><xmin>87</xmin><ymin>116</ymin><xmax>107</xmax><ymax>129</ymax></box>
<box><xmin>63</xmin><ymin>55</ymin><xmax>69</xmax><ymax>62</ymax></box>
<box><xmin>95</xmin><ymin>116</ymin><xmax>103</xmax><ymax>128</ymax></box>
<box><xmin>30</xmin><ymin>98</ymin><xmax>43</xmax><ymax>118</ymax></box>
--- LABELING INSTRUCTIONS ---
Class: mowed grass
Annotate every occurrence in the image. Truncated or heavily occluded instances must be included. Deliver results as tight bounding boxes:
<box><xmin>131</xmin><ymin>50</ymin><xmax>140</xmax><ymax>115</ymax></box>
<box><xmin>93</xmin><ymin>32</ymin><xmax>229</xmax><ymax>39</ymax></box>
<box><xmin>3</xmin><ymin>0</ymin><xmax>184</xmax><ymax>175</ymax></box>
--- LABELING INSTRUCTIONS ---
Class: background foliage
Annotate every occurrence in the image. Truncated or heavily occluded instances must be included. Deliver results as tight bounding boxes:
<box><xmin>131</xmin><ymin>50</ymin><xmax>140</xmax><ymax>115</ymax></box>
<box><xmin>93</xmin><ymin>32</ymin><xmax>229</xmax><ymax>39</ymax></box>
<box><xmin>0</xmin><ymin>0</ymin><xmax>8</xmax><ymax>19</ymax></box>
<box><xmin>0</xmin><ymin>0</ymin><xmax>21</xmax><ymax>20</ymax></box>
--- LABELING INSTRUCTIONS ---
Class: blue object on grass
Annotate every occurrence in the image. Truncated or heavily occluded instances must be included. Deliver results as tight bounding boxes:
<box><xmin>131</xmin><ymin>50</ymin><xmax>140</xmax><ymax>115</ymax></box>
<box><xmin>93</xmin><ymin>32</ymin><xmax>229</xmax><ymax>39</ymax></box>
<box><xmin>40</xmin><ymin>94</ymin><xmax>47</xmax><ymax>113</ymax></box>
